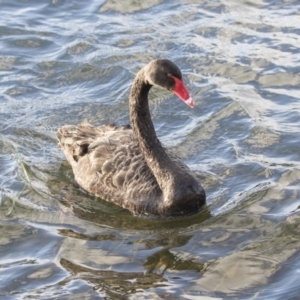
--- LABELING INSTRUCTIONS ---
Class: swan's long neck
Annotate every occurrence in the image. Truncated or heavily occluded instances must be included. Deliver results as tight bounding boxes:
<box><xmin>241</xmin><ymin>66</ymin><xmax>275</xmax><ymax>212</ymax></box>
<box><xmin>129</xmin><ymin>69</ymin><xmax>180</xmax><ymax>198</ymax></box>
<box><xmin>129</xmin><ymin>67</ymin><xmax>205</xmax><ymax>214</ymax></box>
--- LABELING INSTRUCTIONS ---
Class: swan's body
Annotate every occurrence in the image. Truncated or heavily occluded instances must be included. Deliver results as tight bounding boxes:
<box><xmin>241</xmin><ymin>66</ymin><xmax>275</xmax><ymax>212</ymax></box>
<box><xmin>57</xmin><ymin>59</ymin><xmax>206</xmax><ymax>216</ymax></box>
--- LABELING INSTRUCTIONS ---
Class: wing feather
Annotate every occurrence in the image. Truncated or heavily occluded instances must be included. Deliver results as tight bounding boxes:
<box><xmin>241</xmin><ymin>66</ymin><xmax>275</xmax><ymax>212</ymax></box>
<box><xmin>57</xmin><ymin>120</ymin><xmax>162</xmax><ymax>210</ymax></box>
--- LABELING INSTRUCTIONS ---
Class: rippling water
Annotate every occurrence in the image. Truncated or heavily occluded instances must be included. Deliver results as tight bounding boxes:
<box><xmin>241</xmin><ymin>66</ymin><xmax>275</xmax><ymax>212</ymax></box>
<box><xmin>1</xmin><ymin>0</ymin><xmax>300</xmax><ymax>298</ymax></box>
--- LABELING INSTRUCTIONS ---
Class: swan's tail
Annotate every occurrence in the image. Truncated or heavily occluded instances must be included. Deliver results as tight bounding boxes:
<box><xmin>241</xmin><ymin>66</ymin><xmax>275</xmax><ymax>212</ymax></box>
<box><xmin>56</xmin><ymin>119</ymin><xmax>96</xmax><ymax>168</ymax></box>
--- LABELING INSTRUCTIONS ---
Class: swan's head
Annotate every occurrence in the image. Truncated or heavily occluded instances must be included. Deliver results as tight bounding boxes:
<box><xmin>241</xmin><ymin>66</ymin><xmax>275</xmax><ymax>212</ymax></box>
<box><xmin>144</xmin><ymin>59</ymin><xmax>195</xmax><ymax>108</ymax></box>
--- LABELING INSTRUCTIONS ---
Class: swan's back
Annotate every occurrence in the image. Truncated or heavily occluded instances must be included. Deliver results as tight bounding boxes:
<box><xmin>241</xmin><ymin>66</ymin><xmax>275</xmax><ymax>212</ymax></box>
<box><xmin>57</xmin><ymin>120</ymin><xmax>163</xmax><ymax>214</ymax></box>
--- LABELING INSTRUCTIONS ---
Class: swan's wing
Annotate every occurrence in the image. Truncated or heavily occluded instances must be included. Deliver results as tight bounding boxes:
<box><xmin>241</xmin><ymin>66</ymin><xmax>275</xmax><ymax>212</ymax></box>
<box><xmin>57</xmin><ymin>120</ymin><xmax>160</xmax><ymax>207</ymax></box>
<box><xmin>57</xmin><ymin>119</ymin><xmax>132</xmax><ymax>167</ymax></box>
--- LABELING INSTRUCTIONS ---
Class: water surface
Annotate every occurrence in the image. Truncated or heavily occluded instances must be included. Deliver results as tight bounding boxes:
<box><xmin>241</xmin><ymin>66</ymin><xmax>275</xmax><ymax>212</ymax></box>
<box><xmin>1</xmin><ymin>0</ymin><xmax>300</xmax><ymax>299</ymax></box>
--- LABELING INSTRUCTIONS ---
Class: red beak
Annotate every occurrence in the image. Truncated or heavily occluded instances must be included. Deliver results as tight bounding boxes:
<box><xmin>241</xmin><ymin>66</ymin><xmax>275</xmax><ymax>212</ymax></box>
<box><xmin>172</xmin><ymin>76</ymin><xmax>195</xmax><ymax>108</ymax></box>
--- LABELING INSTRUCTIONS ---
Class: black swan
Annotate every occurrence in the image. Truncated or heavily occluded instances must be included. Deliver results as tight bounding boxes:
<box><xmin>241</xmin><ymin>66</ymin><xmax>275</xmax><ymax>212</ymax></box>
<box><xmin>57</xmin><ymin>59</ymin><xmax>206</xmax><ymax>216</ymax></box>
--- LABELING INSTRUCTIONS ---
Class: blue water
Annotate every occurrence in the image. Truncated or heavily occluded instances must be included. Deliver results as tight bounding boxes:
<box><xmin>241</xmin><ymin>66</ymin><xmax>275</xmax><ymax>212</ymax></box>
<box><xmin>1</xmin><ymin>0</ymin><xmax>300</xmax><ymax>299</ymax></box>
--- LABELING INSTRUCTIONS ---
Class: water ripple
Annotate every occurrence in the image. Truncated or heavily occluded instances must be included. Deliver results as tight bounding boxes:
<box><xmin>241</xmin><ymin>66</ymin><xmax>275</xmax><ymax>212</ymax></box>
<box><xmin>1</xmin><ymin>0</ymin><xmax>300</xmax><ymax>298</ymax></box>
